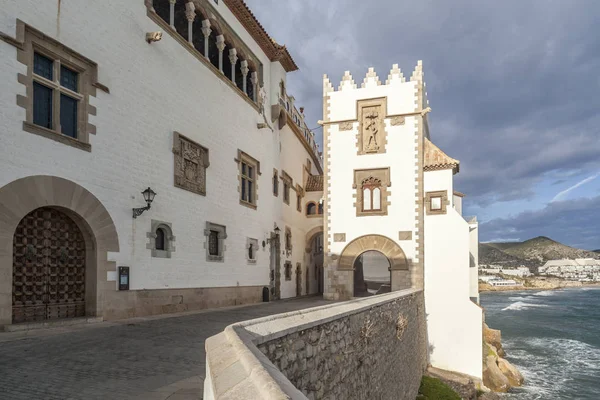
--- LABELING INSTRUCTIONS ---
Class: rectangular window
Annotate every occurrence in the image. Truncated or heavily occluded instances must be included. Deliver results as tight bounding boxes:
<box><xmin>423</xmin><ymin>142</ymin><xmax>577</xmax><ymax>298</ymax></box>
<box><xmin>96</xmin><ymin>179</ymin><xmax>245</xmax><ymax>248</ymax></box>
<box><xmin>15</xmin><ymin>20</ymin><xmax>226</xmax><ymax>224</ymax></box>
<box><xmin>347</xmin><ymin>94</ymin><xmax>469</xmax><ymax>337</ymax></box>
<box><xmin>285</xmin><ymin>262</ymin><xmax>292</xmax><ymax>281</ymax></box>
<box><xmin>208</xmin><ymin>230</ymin><xmax>219</xmax><ymax>256</ymax></box>
<box><xmin>431</xmin><ymin>197</ymin><xmax>442</xmax><ymax>210</ymax></box>
<box><xmin>31</xmin><ymin>51</ymin><xmax>82</xmax><ymax>139</ymax></box>
<box><xmin>296</xmin><ymin>193</ymin><xmax>301</xmax><ymax>212</ymax></box>
<box><xmin>241</xmin><ymin>162</ymin><xmax>254</xmax><ymax>203</ymax></box>
<box><xmin>273</xmin><ymin>170</ymin><xmax>279</xmax><ymax>196</ymax></box>
<box><xmin>237</xmin><ymin>151</ymin><xmax>259</xmax><ymax>208</ymax></box>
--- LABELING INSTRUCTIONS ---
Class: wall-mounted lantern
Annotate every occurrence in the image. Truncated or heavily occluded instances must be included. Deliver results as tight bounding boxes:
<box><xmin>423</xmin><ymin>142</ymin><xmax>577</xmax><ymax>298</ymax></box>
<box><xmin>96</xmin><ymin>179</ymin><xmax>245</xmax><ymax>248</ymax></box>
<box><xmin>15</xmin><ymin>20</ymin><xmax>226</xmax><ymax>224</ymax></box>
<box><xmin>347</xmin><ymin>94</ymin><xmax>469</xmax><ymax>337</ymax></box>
<box><xmin>132</xmin><ymin>187</ymin><xmax>156</xmax><ymax>218</ymax></box>
<box><xmin>263</xmin><ymin>225</ymin><xmax>281</xmax><ymax>247</ymax></box>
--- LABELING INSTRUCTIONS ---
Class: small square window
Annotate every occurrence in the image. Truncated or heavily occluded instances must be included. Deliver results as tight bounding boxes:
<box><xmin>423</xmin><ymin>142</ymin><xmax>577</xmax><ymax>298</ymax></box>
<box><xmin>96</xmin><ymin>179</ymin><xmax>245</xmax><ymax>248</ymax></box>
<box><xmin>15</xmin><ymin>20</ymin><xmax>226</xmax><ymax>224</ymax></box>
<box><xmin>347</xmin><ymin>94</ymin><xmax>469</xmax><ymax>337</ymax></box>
<box><xmin>431</xmin><ymin>196</ymin><xmax>442</xmax><ymax>210</ymax></box>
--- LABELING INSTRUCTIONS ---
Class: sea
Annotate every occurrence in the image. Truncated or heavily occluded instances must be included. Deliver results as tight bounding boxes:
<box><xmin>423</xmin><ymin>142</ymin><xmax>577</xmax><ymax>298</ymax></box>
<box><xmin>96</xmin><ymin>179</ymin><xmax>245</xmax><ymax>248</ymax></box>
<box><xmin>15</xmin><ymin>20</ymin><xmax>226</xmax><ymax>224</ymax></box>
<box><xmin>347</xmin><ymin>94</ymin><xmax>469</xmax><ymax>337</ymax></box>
<box><xmin>481</xmin><ymin>287</ymin><xmax>600</xmax><ymax>400</ymax></box>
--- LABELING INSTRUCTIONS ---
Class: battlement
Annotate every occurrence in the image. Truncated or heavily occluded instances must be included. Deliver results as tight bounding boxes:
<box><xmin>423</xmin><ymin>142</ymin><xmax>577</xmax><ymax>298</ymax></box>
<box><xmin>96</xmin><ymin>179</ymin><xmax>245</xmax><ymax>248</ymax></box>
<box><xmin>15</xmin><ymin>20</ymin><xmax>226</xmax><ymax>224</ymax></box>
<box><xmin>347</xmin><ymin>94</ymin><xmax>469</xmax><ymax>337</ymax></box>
<box><xmin>323</xmin><ymin>61</ymin><xmax>425</xmax><ymax>95</ymax></box>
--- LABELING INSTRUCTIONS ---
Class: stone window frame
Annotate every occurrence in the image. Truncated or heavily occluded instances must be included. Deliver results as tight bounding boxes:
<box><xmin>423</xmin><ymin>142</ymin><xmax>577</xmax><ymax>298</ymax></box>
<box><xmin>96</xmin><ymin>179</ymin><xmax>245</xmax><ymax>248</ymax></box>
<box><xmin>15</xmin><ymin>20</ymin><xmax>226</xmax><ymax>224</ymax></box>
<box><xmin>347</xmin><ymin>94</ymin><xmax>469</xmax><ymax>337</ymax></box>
<box><xmin>281</xmin><ymin>170</ymin><xmax>293</xmax><ymax>205</ymax></box>
<box><xmin>295</xmin><ymin>184</ymin><xmax>304</xmax><ymax>212</ymax></box>
<box><xmin>356</xmin><ymin>97</ymin><xmax>388</xmax><ymax>156</ymax></box>
<box><xmin>246</xmin><ymin>237</ymin><xmax>258</xmax><ymax>264</ymax></box>
<box><xmin>353</xmin><ymin>168</ymin><xmax>391</xmax><ymax>217</ymax></box>
<box><xmin>306</xmin><ymin>201</ymin><xmax>318</xmax><ymax>217</ymax></box>
<box><xmin>235</xmin><ymin>149</ymin><xmax>261</xmax><ymax>209</ymax></box>
<box><xmin>284</xmin><ymin>261</ymin><xmax>292</xmax><ymax>281</ymax></box>
<box><xmin>272</xmin><ymin>168</ymin><xmax>279</xmax><ymax>197</ymax></box>
<box><xmin>173</xmin><ymin>131</ymin><xmax>210</xmax><ymax>196</ymax></box>
<box><xmin>204</xmin><ymin>221</ymin><xmax>227</xmax><ymax>262</ymax></box>
<box><xmin>146</xmin><ymin>220</ymin><xmax>176</xmax><ymax>258</ymax></box>
<box><xmin>284</xmin><ymin>226</ymin><xmax>292</xmax><ymax>253</ymax></box>
<box><xmin>425</xmin><ymin>190</ymin><xmax>449</xmax><ymax>215</ymax></box>
<box><xmin>6</xmin><ymin>20</ymin><xmax>106</xmax><ymax>152</ymax></box>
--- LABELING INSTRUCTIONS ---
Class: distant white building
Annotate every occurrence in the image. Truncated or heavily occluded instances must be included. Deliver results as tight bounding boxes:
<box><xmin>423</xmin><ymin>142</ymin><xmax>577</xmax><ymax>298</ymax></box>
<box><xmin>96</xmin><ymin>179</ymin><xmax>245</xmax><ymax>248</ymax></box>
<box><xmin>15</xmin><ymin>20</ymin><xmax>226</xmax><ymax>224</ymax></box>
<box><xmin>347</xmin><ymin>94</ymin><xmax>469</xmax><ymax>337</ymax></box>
<box><xmin>539</xmin><ymin>259</ymin><xmax>600</xmax><ymax>281</ymax></box>
<box><xmin>489</xmin><ymin>279</ymin><xmax>520</xmax><ymax>287</ymax></box>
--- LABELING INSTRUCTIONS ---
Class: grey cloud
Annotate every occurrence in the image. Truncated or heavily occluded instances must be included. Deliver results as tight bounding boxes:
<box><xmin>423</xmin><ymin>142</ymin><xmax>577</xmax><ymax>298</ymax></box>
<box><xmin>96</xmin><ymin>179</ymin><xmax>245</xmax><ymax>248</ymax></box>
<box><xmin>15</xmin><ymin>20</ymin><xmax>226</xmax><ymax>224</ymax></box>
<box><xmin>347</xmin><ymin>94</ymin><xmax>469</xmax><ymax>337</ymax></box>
<box><xmin>246</xmin><ymin>0</ymin><xmax>600</xmax><ymax>242</ymax></box>
<box><xmin>480</xmin><ymin>196</ymin><xmax>600</xmax><ymax>250</ymax></box>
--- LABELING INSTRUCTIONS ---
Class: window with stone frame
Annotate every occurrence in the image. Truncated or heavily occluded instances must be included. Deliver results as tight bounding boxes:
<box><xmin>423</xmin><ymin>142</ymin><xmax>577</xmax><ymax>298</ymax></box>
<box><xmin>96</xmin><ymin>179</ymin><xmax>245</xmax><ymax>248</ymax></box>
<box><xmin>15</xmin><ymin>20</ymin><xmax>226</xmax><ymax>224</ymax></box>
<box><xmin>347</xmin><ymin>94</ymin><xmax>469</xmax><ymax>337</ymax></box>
<box><xmin>147</xmin><ymin>220</ymin><xmax>176</xmax><ymax>258</ymax></box>
<box><xmin>285</xmin><ymin>226</ymin><xmax>292</xmax><ymax>252</ymax></box>
<box><xmin>246</xmin><ymin>238</ymin><xmax>258</xmax><ymax>264</ymax></box>
<box><xmin>284</xmin><ymin>261</ymin><xmax>292</xmax><ymax>281</ymax></box>
<box><xmin>296</xmin><ymin>185</ymin><xmax>303</xmax><ymax>212</ymax></box>
<box><xmin>425</xmin><ymin>191</ymin><xmax>448</xmax><ymax>215</ymax></box>
<box><xmin>272</xmin><ymin>169</ymin><xmax>279</xmax><ymax>197</ymax></box>
<box><xmin>10</xmin><ymin>21</ymin><xmax>103</xmax><ymax>152</ymax></box>
<box><xmin>361</xmin><ymin>177</ymin><xmax>382</xmax><ymax>212</ymax></box>
<box><xmin>205</xmin><ymin>222</ymin><xmax>226</xmax><ymax>261</ymax></box>
<box><xmin>353</xmin><ymin>168</ymin><xmax>391</xmax><ymax>217</ymax></box>
<box><xmin>281</xmin><ymin>171</ymin><xmax>292</xmax><ymax>205</ymax></box>
<box><xmin>306</xmin><ymin>202</ymin><xmax>317</xmax><ymax>216</ymax></box>
<box><xmin>236</xmin><ymin>150</ymin><xmax>260</xmax><ymax>209</ymax></box>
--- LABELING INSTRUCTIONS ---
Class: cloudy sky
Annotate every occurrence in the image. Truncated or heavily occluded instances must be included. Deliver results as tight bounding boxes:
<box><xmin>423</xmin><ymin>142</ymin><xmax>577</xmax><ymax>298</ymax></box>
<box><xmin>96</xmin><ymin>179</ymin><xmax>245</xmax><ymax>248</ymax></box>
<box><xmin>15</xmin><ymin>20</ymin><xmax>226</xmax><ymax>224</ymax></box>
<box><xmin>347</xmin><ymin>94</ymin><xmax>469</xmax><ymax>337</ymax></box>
<box><xmin>246</xmin><ymin>0</ymin><xmax>600</xmax><ymax>250</ymax></box>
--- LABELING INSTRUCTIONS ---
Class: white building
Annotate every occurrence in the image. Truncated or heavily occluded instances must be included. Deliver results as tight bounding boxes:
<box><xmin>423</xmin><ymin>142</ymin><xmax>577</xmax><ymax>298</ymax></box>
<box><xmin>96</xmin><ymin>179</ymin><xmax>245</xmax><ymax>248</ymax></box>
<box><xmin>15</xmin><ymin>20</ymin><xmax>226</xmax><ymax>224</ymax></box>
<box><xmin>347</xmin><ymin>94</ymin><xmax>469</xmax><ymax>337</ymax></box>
<box><xmin>0</xmin><ymin>0</ymin><xmax>324</xmax><ymax>325</ymax></box>
<box><xmin>539</xmin><ymin>259</ymin><xmax>600</xmax><ymax>281</ymax></box>
<box><xmin>489</xmin><ymin>279</ymin><xmax>520</xmax><ymax>287</ymax></box>
<box><xmin>322</xmin><ymin>63</ymin><xmax>482</xmax><ymax>378</ymax></box>
<box><xmin>0</xmin><ymin>0</ymin><xmax>482</xmax><ymax>380</ymax></box>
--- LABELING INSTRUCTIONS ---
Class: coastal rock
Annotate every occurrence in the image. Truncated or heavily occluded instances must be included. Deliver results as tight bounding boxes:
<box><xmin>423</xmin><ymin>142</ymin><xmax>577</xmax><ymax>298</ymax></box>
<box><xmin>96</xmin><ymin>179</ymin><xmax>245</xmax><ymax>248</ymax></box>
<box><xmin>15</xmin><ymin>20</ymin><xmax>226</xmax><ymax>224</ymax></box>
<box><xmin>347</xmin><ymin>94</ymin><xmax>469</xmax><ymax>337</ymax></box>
<box><xmin>483</xmin><ymin>323</ymin><xmax>505</xmax><ymax>357</ymax></box>
<box><xmin>497</xmin><ymin>357</ymin><xmax>524</xmax><ymax>386</ymax></box>
<box><xmin>482</xmin><ymin>355</ymin><xmax>510</xmax><ymax>392</ymax></box>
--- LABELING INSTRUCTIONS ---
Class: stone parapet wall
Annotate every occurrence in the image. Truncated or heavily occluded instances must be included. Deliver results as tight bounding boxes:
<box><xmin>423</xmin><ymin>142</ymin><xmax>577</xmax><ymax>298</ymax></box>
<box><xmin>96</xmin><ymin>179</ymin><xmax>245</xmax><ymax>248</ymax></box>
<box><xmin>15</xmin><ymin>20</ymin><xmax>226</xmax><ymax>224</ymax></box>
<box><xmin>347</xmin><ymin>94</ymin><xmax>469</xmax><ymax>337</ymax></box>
<box><xmin>204</xmin><ymin>289</ymin><xmax>426</xmax><ymax>400</ymax></box>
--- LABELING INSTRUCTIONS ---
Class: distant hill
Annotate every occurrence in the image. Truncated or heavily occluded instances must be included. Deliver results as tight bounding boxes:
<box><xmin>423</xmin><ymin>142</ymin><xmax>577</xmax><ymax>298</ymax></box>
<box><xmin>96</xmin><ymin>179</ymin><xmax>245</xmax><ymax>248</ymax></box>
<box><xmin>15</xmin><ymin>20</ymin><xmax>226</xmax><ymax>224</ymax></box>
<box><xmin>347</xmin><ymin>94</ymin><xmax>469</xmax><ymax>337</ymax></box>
<box><xmin>594</xmin><ymin>249</ymin><xmax>600</xmax><ymax>253</ymax></box>
<box><xmin>480</xmin><ymin>236</ymin><xmax>600</xmax><ymax>271</ymax></box>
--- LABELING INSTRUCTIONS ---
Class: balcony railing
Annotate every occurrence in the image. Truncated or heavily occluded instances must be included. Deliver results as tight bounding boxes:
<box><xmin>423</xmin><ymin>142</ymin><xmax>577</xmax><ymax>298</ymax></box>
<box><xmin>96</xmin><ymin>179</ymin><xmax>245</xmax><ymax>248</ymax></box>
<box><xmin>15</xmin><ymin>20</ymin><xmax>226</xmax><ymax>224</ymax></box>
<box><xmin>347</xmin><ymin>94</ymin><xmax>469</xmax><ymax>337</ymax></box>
<box><xmin>279</xmin><ymin>93</ymin><xmax>321</xmax><ymax>165</ymax></box>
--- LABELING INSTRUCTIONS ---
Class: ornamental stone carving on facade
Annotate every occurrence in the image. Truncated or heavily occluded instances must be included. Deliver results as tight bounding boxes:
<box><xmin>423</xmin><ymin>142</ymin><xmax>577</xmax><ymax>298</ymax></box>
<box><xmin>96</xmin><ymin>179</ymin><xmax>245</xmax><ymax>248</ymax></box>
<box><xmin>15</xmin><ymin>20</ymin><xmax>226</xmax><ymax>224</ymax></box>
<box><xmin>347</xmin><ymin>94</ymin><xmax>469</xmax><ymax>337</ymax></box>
<box><xmin>173</xmin><ymin>131</ymin><xmax>209</xmax><ymax>196</ymax></box>
<box><xmin>357</xmin><ymin>97</ymin><xmax>387</xmax><ymax>155</ymax></box>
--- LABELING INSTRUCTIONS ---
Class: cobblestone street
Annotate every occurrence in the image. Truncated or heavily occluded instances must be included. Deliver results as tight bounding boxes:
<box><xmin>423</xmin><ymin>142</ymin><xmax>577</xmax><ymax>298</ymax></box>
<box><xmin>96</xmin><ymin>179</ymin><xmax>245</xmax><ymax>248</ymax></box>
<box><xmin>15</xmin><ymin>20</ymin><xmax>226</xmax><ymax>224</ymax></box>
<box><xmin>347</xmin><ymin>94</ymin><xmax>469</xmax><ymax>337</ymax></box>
<box><xmin>0</xmin><ymin>297</ymin><xmax>330</xmax><ymax>400</ymax></box>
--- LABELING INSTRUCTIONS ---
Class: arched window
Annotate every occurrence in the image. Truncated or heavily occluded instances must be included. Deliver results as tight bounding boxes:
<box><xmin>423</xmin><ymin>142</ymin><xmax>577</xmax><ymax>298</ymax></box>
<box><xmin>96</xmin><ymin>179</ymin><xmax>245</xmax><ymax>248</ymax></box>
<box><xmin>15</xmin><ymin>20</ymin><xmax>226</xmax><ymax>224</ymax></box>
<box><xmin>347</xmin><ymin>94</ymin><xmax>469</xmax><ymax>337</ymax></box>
<box><xmin>153</xmin><ymin>0</ymin><xmax>170</xmax><ymax>25</ymax></box>
<box><xmin>155</xmin><ymin>227</ymin><xmax>166</xmax><ymax>251</ymax></box>
<box><xmin>222</xmin><ymin>43</ymin><xmax>232</xmax><ymax>81</ymax></box>
<box><xmin>362</xmin><ymin>177</ymin><xmax>382</xmax><ymax>212</ymax></box>
<box><xmin>208</xmin><ymin>29</ymin><xmax>219</xmax><ymax>69</ymax></box>
<box><xmin>235</xmin><ymin>59</ymin><xmax>244</xmax><ymax>90</ymax></box>
<box><xmin>248</xmin><ymin>243</ymin><xmax>254</xmax><ymax>260</ymax></box>
<box><xmin>173</xmin><ymin>1</ymin><xmax>189</xmax><ymax>39</ymax></box>
<box><xmin>306</xmin><ymin>202</ymin><xmax>317</xmax><ymax>215</ymax></box>
<box><xmin>192</xmin><ymin>18</ymin><xmax>206</xmax><ymax>55</ymax></box>
<box><xmin>246</xmin><ymin>71</ymin><xmax>255</xmax><ymax>100</ymax></box>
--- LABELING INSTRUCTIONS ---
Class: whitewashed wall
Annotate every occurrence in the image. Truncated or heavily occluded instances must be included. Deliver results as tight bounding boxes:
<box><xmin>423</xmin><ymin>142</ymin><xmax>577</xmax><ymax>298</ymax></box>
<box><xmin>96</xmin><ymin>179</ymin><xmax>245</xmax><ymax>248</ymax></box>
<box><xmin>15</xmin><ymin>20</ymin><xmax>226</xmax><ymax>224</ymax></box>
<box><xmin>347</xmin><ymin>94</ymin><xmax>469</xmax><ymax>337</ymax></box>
<box><xmin>0</xmin><ymin>1</ymin><xmax>318</xmax><ymax>293</ymax></box>
<box><xmin>424</xmin><ymin>169</ymin><xmax>483</xmax><ymax>379</ymax></box>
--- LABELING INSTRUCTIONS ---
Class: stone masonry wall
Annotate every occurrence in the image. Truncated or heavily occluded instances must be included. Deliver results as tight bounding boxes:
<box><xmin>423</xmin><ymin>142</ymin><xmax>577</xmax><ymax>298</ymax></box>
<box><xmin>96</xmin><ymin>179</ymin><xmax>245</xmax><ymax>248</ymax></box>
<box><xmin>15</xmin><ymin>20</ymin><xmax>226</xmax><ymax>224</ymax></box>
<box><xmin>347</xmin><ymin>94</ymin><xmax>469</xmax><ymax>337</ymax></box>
<box><xmin>257</xmin><ymin>291</ymin><xmax>427</xmax><ymax>400</ymax></box>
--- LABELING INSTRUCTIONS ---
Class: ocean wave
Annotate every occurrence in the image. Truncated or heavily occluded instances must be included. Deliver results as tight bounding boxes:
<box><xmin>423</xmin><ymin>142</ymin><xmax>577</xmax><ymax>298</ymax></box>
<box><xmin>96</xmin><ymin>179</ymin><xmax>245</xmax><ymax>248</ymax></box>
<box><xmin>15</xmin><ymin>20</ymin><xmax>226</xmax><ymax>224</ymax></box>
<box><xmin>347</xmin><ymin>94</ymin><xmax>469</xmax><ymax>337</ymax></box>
<box><xmin>532</xmin><ymin>290</ymin><xmax>557</xmax><ymax>297</ymax></box>
<box><xmin>502</xmin><ymin>301</ymin><xmax>550</xmax><ymax>311</ymax></box>
<box><xmin>502</xmin><ymin>337</ymin><xmax>600</xmax><ymax>399</ymax></box>
<box><xmin>508</xmin><ymin>296</ymin><xmax>534</xmax><ymax>301</ymax></box>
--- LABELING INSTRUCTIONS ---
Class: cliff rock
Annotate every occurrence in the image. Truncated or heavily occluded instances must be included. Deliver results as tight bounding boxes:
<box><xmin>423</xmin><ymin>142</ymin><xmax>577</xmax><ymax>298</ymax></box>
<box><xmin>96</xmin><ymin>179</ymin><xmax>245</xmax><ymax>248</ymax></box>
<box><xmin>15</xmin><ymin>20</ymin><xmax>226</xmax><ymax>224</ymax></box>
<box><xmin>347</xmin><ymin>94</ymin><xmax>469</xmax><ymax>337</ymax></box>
<box><xmin>497</xmin><ymin>357</ymin><xmax>524</xmax><ymax>386</ymax></box>
<box><xmin>483</xmin><ymin>323</ymin><xmax>505</xmax><ymax>357</ymax></box>
<box><xmin>483</xmin><ymin>354</ymin><xmax>510</xmax><ymax>392</ymax></box>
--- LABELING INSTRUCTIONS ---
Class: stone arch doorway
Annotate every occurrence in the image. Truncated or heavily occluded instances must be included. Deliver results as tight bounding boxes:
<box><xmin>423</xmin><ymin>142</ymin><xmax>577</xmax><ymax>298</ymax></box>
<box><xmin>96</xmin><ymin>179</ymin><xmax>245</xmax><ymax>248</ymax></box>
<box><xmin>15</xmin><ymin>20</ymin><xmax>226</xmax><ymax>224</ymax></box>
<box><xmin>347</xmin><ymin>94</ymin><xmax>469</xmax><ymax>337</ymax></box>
<box><xmin>335</xmin><ymin>234</ymin><xmax>409</xmax><ymax>299</ymax></box>
<box><xmin>353</xmin><ymin>250</ymin><xmax>391</xmax><ymax>297</ymax></box>
<box><xmin>0</xmin><ymin>176</ymin><xmax>119</xmax><ymax>326</ymax></box>
<box><xmin>12</xmin><ymin>207</ymin><xmax>87</xmax><ymax>323</ymax></box>
<box><xmin>305</xmin><ymin>226</ymin><xmax>324</xmax><ymax>295</ymax></box>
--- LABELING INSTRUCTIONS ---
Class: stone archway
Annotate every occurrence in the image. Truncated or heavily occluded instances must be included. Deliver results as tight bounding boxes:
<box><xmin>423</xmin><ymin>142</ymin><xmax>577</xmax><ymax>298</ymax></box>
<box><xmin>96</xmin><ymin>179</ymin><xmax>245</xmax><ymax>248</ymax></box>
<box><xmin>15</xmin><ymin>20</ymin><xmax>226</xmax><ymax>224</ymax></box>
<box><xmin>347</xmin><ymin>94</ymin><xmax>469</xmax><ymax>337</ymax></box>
<box><xmin>330</xmin><ymin>235</ymin><xmax>410</xmax><ymax>299</ymax></box>
<box><xmin>0</xmin><ymin>176</ymin><xmax>119</xmax><ymax>325</ymax></box>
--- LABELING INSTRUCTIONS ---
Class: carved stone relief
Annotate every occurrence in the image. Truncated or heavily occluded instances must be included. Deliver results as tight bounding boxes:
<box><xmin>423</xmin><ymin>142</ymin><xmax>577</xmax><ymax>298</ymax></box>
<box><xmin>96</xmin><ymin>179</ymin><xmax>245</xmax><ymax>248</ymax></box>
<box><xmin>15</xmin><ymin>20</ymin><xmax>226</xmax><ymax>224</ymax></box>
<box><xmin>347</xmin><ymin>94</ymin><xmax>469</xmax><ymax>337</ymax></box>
<box><xmin>390</xmin><ymin>116</ymin><xmax>405</xmax><ymax>126</ymax></box>
<box><xmin>357</xmin><ymin>98</ymin><xmax>387</xmax><ymax>155</ymax></box>
<box><xmin>333</xmin><ymin>233</ymin><xmax>346</xmax><ymax>242</ymax></box>
<box><xmin>339</xmin><ymin>121</ymin><xmax>353</xmax><ymax>131</ymax></box>
<box><xmin>173</xmin><ymin>132</ymin><xmax>209</xmax><ymax>196</ymax></box>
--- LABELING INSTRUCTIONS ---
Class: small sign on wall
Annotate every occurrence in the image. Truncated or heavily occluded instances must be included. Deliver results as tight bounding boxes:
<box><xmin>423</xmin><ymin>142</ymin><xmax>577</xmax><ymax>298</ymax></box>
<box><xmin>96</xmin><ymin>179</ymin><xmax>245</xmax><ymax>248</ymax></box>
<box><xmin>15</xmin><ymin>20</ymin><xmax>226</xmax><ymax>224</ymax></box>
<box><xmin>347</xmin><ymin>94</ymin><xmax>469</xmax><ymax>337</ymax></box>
<box><xmin>118</xmin><ymin>266</ymin><xmax>130</xmax><ymax>291</ymax></box>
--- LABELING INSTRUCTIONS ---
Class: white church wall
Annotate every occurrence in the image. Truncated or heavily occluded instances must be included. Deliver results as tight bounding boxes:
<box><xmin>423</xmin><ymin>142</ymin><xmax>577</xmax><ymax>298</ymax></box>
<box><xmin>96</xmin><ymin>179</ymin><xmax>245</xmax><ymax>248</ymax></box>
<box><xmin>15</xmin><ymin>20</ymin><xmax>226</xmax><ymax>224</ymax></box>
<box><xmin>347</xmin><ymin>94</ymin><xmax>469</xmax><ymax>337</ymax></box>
<box><xmin>424</xmin><ymin>169</ymin><xmax>483</xmax><ymax>378</ymax></box>
<box><xmin>0</xmin><ymin>1</ymin><xmax>315</xmax><ymax>299</ymax></box>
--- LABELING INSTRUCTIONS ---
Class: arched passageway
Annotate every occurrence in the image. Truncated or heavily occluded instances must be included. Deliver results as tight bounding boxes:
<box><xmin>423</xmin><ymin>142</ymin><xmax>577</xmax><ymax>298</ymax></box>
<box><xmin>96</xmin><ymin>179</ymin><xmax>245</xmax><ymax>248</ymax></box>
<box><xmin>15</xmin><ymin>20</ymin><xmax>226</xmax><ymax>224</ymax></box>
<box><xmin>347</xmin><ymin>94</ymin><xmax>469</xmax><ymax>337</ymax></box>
<box><xmin>353</xmin><ymin>250</ymin><xmax>391</xmax><ymax>297</ymax></box>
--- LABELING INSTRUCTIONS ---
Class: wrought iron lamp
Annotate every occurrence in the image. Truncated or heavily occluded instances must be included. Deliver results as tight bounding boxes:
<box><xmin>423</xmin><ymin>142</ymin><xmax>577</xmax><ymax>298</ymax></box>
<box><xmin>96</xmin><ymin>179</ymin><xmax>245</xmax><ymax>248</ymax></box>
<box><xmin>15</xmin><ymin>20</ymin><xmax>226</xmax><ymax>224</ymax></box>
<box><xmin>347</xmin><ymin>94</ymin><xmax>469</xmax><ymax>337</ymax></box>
<box><xmin>132</xmin><ymin>187</ymin><xmax>156</xmax><ymax>218</ymax></box>
<box><xmin>264</xmin><ymin>225</ymin><xmax>281</xmax><ymax>247</ymax></box>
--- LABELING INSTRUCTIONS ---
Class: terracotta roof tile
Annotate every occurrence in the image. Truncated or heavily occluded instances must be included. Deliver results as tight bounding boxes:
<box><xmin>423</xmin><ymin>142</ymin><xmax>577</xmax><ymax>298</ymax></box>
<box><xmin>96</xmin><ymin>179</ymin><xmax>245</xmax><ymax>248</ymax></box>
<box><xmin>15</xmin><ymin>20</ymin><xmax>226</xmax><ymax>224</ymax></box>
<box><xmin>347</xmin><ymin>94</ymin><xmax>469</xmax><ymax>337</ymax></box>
<box><xmin>223</xmin><ymin>0</ymin><xmax>298</xmax><ymax>72</ymax></box>
<box><xmin>424</xmin><ymin>138</ymin><xmax>460</xmax><ymax>174</ymax></box>
<box><xmin>305</xmin><ymin>175</ymin><xmax>323</xmax><ymax>192</ymax></box>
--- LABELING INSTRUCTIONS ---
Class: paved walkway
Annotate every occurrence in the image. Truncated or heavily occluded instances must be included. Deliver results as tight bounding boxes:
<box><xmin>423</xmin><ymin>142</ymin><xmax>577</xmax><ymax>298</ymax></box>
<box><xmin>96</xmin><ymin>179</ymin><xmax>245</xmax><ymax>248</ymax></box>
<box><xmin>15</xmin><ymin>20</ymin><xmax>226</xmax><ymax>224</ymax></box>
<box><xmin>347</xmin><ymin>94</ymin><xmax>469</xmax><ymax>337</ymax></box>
<box><xmin>0</xmin><ymin>296</ymin><xmax>331</xmax><ymax>400</ymax></box>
